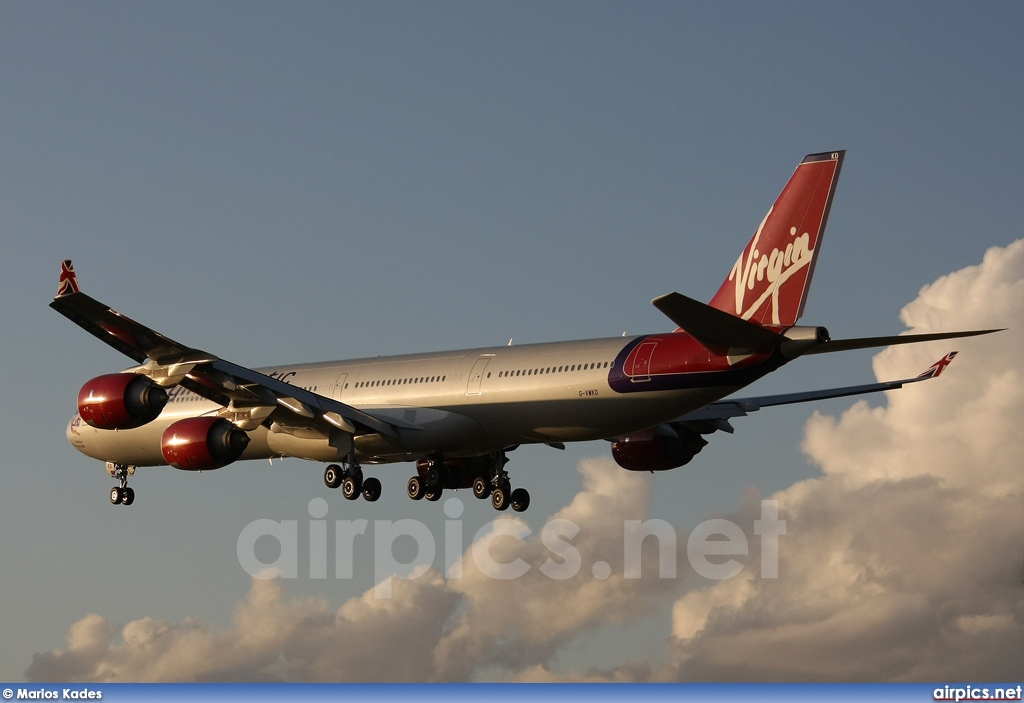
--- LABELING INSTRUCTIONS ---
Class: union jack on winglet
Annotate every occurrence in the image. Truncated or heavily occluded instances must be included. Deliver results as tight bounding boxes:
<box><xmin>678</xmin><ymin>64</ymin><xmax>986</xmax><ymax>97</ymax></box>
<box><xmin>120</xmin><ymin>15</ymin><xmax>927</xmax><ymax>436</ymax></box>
<box><xmin>57</xmin><ymin>260</ymin><xmax>80</xmax><ymax>297</ymax></box>
<box><xmin>917</xmin><ymin>351</ymin><xmax>958</xmax><ymax>379</ymax></box>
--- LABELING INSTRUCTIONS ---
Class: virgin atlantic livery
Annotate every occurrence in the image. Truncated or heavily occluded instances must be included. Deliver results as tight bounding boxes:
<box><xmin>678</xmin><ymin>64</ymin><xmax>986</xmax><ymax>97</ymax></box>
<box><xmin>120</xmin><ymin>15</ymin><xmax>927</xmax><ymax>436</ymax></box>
<box><xmin>52</xmin><ymin>151</ymin><xmax>999</xmax><ymax>511</ymax></box>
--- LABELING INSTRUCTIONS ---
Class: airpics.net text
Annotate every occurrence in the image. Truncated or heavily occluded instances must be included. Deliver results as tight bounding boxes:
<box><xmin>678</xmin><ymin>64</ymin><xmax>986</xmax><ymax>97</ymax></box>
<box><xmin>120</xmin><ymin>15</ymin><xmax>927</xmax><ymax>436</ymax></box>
<box><xmin>237</xmin><ymin>498</ymin><xmax>786</xmax><ymax>598</ymax></box>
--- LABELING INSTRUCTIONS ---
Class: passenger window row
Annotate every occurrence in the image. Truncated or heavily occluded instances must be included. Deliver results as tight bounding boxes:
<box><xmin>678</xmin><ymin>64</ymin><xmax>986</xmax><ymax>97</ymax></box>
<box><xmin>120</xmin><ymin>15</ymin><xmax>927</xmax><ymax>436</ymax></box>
<box><xmin>355</xmin><ymin>375</ymin><xmax>447</xmax><ymax>389</ymax></box>
<box><xmin>353</xmin><ymin>359</ymin><xmax>611</xmax><ymax>390</ymax></box>
<box><xmin>496</xmin><ymin>361</ymin><xmax>610</xmax><ymax>379</ymax></box>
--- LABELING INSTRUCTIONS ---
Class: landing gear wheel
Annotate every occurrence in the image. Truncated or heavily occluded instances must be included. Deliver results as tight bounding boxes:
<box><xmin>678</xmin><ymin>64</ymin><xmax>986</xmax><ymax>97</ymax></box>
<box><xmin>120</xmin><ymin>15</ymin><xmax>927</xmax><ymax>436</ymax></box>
<box><xmin>425</xmin><ymin>487</ymin><xmax>442</xmax><ymax>502</ymax></box>
<box><xmin>510</xmin><ymin>487</ymin><xmax>530</xmax><ymax>513</ymax></box>
<box><xmin>324</xmin><ymin>464</ymin><xmax>342</xmax><ymax>489</ymax></box>
<box><xmin>425</xmin><ymin>466</ymin><xmax>441</xmax><ymax>487</ymax></box>
<box><xmin>472</xmin><ymin>476</ymin><xmax>491</xmax><ymax>499</ymax></box>
<box><xmin>342</xmin><ymin>474</ymin><xmax>362</xmax><ymax>500</ymax></box>
<box><xmin>110</xmin><ymin>486</ymin><xmax>123</xmax><ymax>505</ymax></box>
<box><xmin>491</xmin><ymin>486</ymin><xmax>510</xmax><ymax>511</ymax></box>
<box><xmin>362</xmin><ymin>477</ymin><xmax>382</xmax><ymax>502</ymax></box>
<box><xmin>122</xmin><ymin>487</ymin><xmax>136</xmax><ymax>506</ymax></box>
<box><xmin>408</xmin><ymin>476</ymin><xmax>425</xmax><ymax>500</ymax></box>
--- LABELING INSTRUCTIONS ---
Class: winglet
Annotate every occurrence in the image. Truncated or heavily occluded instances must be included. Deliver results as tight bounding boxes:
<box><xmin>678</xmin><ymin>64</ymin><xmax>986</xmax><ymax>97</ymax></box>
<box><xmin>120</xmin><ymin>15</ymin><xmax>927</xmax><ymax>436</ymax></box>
<box><xmin>57</xmin><ymin>259</ymin><xmax>80</xmax><ymax>297</ymax></box>
<box><xmin>917</xmin><ymin>351</ymin><xmax>958</xmax><ymax>379</ymax></box>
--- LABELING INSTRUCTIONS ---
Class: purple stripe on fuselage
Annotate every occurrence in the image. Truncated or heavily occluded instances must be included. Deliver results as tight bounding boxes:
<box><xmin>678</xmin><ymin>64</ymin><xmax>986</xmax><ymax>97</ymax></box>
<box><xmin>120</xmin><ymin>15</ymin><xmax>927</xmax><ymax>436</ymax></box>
<box><xmin>607</xmin><ymin>334</ymin><xmax>788</xmax><ymax>394</ymax></box>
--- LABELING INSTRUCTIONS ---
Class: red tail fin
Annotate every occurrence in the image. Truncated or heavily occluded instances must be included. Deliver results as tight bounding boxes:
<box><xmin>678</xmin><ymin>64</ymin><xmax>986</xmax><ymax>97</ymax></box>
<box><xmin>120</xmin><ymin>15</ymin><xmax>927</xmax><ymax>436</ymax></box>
<box><xmin>709</xmin><ymin>151</ymin><xmax>844</xmax><ymax>326</ymax></box>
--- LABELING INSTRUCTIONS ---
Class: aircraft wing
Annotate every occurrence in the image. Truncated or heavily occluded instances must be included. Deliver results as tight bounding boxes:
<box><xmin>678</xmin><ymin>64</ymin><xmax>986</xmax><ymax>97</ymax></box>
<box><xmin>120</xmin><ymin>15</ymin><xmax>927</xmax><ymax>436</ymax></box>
<box><xmin>670</xmin><ymin>351</ymin><xmax>959</xmax><ymax>434</ymax></box>
<box><xmin>49</xmin><ymin>260</ymin><xmax>398</xmax><ymax>439</ymax></box>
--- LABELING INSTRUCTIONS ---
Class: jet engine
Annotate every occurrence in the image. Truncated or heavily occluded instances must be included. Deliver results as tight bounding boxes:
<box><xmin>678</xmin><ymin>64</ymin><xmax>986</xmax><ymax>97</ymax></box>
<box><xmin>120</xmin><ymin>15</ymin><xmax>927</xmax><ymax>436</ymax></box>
<box><xmin>161</xmin><ymin>417</ymin><xmax>250</xmax><ymax>471</ymax></box>
<box><xmin>78</xmin><ymin>373</ymin><xmax>168</xmax><ymax>430</ymax></box>
<box><xmin>611</xmin><ymin>428</ymin><xmax>708</xmax><ymax>472</ymax></box>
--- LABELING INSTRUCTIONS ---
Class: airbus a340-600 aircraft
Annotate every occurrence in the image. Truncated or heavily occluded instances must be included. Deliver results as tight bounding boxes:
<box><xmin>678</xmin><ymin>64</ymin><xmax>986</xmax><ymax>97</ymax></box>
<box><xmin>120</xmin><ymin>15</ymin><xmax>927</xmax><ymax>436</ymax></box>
<box><xmin>53</xmin><ymin>151</ymin><xmax>998</xmax><ymax>512</ymax></box>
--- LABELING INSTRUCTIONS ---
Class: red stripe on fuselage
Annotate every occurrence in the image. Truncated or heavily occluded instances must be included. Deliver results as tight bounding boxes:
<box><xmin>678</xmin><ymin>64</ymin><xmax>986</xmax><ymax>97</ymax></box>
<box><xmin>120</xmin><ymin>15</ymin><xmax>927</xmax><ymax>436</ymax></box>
<box><xmin>609</xmin><ymin>333</ymin><xmax>778</xmax><ymax>394</ymax></box>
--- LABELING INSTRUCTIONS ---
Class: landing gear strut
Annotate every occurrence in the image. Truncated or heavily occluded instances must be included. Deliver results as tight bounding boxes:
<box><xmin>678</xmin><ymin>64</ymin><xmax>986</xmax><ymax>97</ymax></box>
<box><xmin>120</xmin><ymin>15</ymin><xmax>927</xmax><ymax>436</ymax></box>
<box><xmin>324</xmin><ymin>456</ymin><xmax>381</xmax><ymax>502</ymax></box>
<box><xmin>108</xmin><ymin>464</ymin><xmax>135</xmax><ymax>506</ymax></box>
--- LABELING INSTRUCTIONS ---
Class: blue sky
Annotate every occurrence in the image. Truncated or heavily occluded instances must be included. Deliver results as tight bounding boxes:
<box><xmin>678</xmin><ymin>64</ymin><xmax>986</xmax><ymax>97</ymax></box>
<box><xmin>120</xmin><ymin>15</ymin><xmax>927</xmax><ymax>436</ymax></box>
<box><xmin>1</xmin><ymin>2</ymin><xmax>1021</xmax><ymax>681</ymax></box>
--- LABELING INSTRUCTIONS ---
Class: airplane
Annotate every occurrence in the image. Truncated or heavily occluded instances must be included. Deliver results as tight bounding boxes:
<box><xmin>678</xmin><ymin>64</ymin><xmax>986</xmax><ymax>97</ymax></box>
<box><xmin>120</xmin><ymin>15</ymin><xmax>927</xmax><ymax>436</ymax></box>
<box><xmin>51</xmin><ymin>151</ymin><xmax>1000</xmax><ymax>511</ymax></box>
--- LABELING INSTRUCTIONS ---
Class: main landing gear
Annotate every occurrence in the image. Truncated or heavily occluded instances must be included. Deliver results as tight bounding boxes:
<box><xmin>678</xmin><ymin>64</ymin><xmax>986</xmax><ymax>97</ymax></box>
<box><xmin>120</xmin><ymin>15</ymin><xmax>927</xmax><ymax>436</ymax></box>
<box><xmin>480</xmin><ymin>463</ymin><xmax>530</xmax><ymax>513</ymax></box>
<box><xmin>324</xmin><ymin>458</ymin><xmax>381</xmax><ymax>502</ymax></box>
<box><xmin>406</xmin><ymin>456</ymin><xmax>445</xmax><ymax>504</ymax></box>
<box><xmin>407</xmin><ymin>453</ymin><xmax>531</xmax><ymax>512</ymax></box>
<box><xmin>108</xmin><ymin>464</ymin><xmax>136</xmax><ymax>506</ymax></box>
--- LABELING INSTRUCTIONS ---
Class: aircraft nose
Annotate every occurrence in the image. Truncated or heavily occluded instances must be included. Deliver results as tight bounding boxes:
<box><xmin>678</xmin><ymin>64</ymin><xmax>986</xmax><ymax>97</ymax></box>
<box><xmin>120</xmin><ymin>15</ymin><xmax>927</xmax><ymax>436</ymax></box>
<box><xmin>67</xmin><ymin>414</ymin><xmax>87</xmax><ymax>452</ymax></box>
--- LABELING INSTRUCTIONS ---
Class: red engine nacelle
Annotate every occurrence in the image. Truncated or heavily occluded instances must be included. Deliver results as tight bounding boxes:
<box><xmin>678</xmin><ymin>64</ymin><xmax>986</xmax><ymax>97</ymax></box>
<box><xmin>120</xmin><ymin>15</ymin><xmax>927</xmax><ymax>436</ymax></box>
<box><xmin>78</xmin><ymin>373</ymin><xmax>169</xmax><ymax>430</ymax></box>
<box><xmin>161</xmin><ymin>417</ymin><xmax>250</xmax><ymax>471</ymax></box>
<box><xmin>611</xmin><ymin>428</ymin><xmax>708</xmax><ymax>472</ymax></box>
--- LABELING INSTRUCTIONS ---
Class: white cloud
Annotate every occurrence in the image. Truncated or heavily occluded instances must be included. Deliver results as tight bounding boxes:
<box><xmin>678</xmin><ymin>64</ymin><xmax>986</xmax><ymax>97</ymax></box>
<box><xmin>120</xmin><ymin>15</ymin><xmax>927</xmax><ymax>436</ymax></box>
<box><xmin>667</xmin><ymin>239</ymin><xmax>1024</xmax><ymax>680</ymax></box>
<box><xmin>26</xmin><ymin>572</ymin><xmax>459</xmax><ymax>682</ymax></box>
<box><xmin>28</xmin><ymin>240</ymin><xmax>1024</xmax><ymax>682</ymax></box>
<box><xmin>432</xmin><ymin>457</ymin><xmax>681</xmax><ymax>680</ymax></box>
<box><xmin>27</xmin><ymin>458</ymin><xmax>684</xmax><ymax>682</ymax></box>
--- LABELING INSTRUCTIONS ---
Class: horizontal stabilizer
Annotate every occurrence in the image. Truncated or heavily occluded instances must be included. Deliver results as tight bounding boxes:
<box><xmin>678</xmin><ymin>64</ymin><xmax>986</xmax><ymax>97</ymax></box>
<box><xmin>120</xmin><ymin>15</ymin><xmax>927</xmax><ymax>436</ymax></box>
<box><xmin>652</xmin><ymin>291</ymin><xmax>785</xmax><ymax>353</ymax></box>
<box><xmin>804</xmin><ymin>329</ymin><xmax>1003</xmax><ymax>354</ymax></box>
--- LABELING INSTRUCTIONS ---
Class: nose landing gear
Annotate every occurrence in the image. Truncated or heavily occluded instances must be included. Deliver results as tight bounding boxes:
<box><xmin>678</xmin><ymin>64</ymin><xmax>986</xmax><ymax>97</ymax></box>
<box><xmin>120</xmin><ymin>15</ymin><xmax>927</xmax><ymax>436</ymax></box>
<box><xmin>107</xmin><ymin>463</ymin><xmax>136</xmax><ymax>506</ymax></box>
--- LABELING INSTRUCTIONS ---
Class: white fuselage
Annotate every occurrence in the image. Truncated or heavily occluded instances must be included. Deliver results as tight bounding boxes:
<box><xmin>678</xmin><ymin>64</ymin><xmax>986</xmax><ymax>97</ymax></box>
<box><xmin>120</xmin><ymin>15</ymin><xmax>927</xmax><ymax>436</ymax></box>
<box><xmin>67</xmin><ymin>334</ymin><xmax>759</xmax><ymax>469</ymax></box>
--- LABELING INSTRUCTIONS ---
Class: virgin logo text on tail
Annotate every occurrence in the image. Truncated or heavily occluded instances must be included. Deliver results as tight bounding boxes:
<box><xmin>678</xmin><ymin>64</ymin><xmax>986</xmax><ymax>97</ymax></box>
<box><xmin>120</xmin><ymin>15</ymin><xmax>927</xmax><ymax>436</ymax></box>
<box><xmin>726</xmin><ymin>206</ymin><xmax>813</xmax><ymax>324</ymax></box>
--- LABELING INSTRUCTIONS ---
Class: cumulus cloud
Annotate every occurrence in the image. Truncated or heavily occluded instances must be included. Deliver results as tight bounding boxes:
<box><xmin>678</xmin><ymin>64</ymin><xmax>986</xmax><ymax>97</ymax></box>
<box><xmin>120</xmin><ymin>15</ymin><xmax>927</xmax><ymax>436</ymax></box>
<box><xmin>27</xmin><ymin>458</ymin><xmax>687</xmax><ymax>682</ymax></box>
<box><xmin>668</xmin><ymin>240</ymin><xmax>1024</xmax><ymax>680</ymax></box>
<box><xmin>433</xmin><ymin>457</ymin><xmax>682</xmax><ymax>679</ymax></box>
<box><xmin>28</xmin><ymin>240</ymin><xmax>1024</xmax><ymax>682</ymax></box>
<box><xmin>26</xmin><ymin>571</ymin><xmax>459</xmax><ymax>682</ymax></box>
